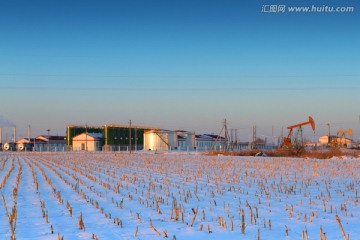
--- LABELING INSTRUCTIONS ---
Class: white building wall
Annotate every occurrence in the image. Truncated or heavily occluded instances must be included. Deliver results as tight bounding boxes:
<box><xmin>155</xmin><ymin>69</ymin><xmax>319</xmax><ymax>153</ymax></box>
<box><xmin>72</xmin><ymin>133</ymin><xmax>101</xmax><ymax>151</ymax></box>
<box><xmin>318</xmin><ymin>135</ymin><xmax>352</xmax><ymax>146</ymax></box>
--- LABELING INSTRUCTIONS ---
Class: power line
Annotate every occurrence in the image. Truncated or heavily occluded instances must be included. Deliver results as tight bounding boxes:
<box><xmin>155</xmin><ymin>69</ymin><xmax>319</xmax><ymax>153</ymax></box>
<box><xmin>0</xmin><ymin>73</ymin><xmax>359</xmax><ymax>78</ymax></box>
<box><xmin>0</xmin><ymin>86</ymin><xmax>359</xmax><ymax>92</ymax></box>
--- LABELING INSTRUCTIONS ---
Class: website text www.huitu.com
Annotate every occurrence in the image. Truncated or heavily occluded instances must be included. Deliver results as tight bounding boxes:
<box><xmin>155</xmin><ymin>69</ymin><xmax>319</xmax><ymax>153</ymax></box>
<box><xmin>261</xmin><ymin>5</ymin><xmax>355</xmax><ymax>13</ymax></box>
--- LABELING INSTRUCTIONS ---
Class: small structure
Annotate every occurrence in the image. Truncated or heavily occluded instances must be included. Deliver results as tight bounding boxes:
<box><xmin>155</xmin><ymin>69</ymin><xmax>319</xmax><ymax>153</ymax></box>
<box><xmin>72</xmin><ymin>133</ymin><xmax>103</xmax><ymax>151</ymax></box>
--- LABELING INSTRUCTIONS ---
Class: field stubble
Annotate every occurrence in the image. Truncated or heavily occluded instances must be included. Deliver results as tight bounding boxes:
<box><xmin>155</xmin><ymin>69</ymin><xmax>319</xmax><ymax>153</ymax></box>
<box><xmin>0</xmin><ymin>152</ymin><xmax>359</xmax><ymax>239</ymax></box>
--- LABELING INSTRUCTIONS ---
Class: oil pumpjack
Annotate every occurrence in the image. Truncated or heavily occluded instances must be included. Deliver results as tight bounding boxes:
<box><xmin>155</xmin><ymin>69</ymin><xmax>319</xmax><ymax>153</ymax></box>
<box><xmin>283</xmin><ymin>116</ymin><xmax>315</xmax><ymax>147</ymax></box>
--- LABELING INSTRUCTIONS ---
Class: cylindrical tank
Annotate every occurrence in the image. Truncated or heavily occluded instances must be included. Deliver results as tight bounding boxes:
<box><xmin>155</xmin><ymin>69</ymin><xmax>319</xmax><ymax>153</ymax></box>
<box><xmin>3</xmin><ymin>142</ymin><xmax>16</xmax><ymax>151</ymax></box>
<box><xmin>17</xmin><ymin>143</ymin><xmax>25</xmax><ymax>151</ymax></box>
<box><xmin>144</xmin><ymin>130</ymin><xmax>177</xmax><ymax>151</ymax></box>
<box><xmin>186</xmin><ymin>132</ymin><xmax>195</xmax><ymax>149</ymax></box>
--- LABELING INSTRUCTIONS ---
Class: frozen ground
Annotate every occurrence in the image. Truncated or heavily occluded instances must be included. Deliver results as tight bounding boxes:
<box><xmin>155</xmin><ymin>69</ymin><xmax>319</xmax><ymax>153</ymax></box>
<box><xmin>0</xmin><ymin>152</ymin><xmax>359</xmax><ymax>240</ymax></box>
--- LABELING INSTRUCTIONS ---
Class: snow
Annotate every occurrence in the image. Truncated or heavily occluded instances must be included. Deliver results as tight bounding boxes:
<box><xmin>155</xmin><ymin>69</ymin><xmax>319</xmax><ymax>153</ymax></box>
<box><xmin>0</xmin><ymin>152</ymin><xmax>359</xmax><ymax>239</ymax></box>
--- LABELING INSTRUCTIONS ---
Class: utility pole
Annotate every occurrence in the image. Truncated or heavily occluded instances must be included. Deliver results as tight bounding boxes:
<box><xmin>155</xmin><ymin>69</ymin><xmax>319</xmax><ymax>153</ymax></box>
<box><xmin>252</xmin><ymin>125</ymin><xmax>257</xmax><ymax>146</ymax></box>
<box><xmin>224</xmin><ymin>119</ymin><xmax>228</xmax><ymax>151</ymax></box>
<box><xmin>47</xmin><ymin>129</ymin><xmax>50</xmax><ymax>152</ymax></box>
<box><xmin>326</xmin><ymin>123</ymin><xmax>331</xmax><ymax>145</ymax></box>
<box><xmin>235</xmin><ymin>129</ymin><xmax>238</xmax><ymax>151</ymax></box>
<box><xmin>85</xmin><ymin>124</ymin><xmax>88</xmax><ymax>152</ymax></box>
<box><xmin>135</xmin><ymin>127</ymin><xmax>137</xmax><ymax>151</ymax></box>
<box><xmin>28</xmin><ymin>125</ymin><xmax>31</xmax><ymax>141</ymax></box>
<box><xmin>129</xmin><ymin>120</ymin><xmax>132</xmax><ymax>154</ymax></box>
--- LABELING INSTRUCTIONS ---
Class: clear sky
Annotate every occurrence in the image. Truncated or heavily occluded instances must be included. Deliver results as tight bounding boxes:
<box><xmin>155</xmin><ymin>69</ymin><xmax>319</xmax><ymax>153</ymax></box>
<box><xmin>0</xmin><ymin>0</ymin><xmax>359</xmax><ymax>141</ymax></box>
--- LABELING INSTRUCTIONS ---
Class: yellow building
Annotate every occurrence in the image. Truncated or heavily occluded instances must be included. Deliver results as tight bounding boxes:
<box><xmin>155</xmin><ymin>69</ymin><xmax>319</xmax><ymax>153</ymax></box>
<box><xmin>72</xmin><ymin>133</ymin><xmax>103</xmax><ymax>151</ymax></box>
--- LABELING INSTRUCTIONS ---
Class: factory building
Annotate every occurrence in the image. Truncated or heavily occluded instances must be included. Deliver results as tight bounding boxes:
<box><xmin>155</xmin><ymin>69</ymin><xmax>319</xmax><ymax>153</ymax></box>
<box><xmin>66</xmin><ymin>124</ymin><xmax>155</xmax><ymax>151</ymax></box>
<box><xmin>103</xmin><ymin>124</ymin><xmax>151</xmax><ymax>151</ymax></box>
<box><xmin>66</xmin><ymin>125</ymin><xmax>103</xmax><ymax>147</ymax></box>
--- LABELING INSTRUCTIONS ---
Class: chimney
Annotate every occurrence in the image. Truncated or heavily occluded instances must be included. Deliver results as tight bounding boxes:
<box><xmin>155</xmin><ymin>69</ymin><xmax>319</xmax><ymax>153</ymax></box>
<box><xmin>0</xmin><ymin>128</ymin><xmax>2</xmax><ymax>144</ymax></box>
<box><xmin>14</xmin><ymin>127</ymin><xmax>16</xmax><ymax>143</ymax></box>
<box><xmin>28</xmin><ymin>125</ymin><xmax>31</xmax><ymax>141</ymax></box>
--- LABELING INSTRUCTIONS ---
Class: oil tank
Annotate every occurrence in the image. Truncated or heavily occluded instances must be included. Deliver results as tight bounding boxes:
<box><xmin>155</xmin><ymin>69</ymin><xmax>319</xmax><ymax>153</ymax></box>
<box><xmin>17</xmin><ymin>142</ymin><xmax>34</xmax><ymax>151</ymax></box>
<box><xmin>144</xmin><ymin>130</ymin><xmax>177</xmax><ymax>151</ymax></box>
<box><xmin>3</xmin><ymin>142</ymin><xmax>16</xmax><ymax>151</ymax></box>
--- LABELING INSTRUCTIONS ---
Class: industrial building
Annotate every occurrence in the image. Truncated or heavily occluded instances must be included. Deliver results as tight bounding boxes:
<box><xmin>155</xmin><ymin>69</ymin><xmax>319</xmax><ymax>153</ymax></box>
<box><xmin>66</xmin><ymin>124</ymin><xmax>156</xmax><ymax>151</ymax></box>
<box><xmin>318</xmin><ymin>135</ymin><xmax>353</xmax><ymax>147</ymax></box>
<box><xmin>66</xmin><ymin>124</ymin><xmax>228</xmax><ymax>152</ymax></box>
<box><xmin>0</xmin><ymin>125</ymin><xmax>66</xmax><ymax>152</ymax></box>
<box><xmin>16</xmin><ymin>136</ymin><xmax>66</xmax><ymax>152</ymax></box>
<box><xmin>103</xmin><ymin>124</ymin><xmax>149</xmax><ymax>151</ymax></box>
<box><xmin>195</xmin><ymin>134</ymin><xmax>226</xmax><ymax>151</ymax></box>
<box><xmin>36</xmin><ymin>135</ymin><xmax>67</xmax><ymax>151</ymax></box>
<box><xmin>16</xmin><ymin>138</ymin><xmax>44</xmax><ymax>151</ymax></box>
<box><xmin>66</xmin><ymin>125</ymin><xmax>103</xmax><ymax>147</ymax></box>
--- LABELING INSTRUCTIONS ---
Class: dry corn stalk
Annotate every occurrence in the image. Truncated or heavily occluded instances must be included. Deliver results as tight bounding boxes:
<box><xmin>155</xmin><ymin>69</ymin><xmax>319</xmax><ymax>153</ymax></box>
<box><xmin>134</xmin><ymin>226</ymin><xmax>138</xmax><ymax>237</ymax></box>
<box><xmin>163</xmin><ymin>230</ymin><xmax>168</xmax><ymax>238</ymax></box>
<box><xmin>149</xmin><ymin>219</ymin><xmax>160</xmax><ymax>235</ymax></box>
<box><xmin>78</xmin><ymin>212</ymin><xmax>85</xmax><ymax>231</ymax></box>
<box><xmin>190</xmin><ymin>207</ymin><xmax>198</xmax><ymax>227</ymax></box>
<box><xmin>335</xmin><ymin>215</ymin><xmax>348</xmax><ymax>240</ymax></box>
<box><xmin>207</xmin><ymin>224</ymin><xmax>212</xmax><ymax>233</ymax></box>
<box><xmin>241</xmin><ymin>209</ymin><xmax>245</xmax><ymax>234</ymax></box>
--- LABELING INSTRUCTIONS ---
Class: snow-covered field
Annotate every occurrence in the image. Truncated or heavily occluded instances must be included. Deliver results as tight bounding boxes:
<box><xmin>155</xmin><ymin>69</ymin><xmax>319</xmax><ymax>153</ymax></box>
<box><xmin>0</xmin><ymin>152</ymin><xmax>359</xmax><ymax>240</ymax></box>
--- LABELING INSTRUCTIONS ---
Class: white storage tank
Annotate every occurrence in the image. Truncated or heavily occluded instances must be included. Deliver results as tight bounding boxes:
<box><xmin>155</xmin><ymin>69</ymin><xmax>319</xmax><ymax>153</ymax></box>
<box><xmin>176</xmin><ymin>130</ymin><xmax>195</xmax><ymax>150</ymax></box>
<box><xmin>144</xmin><ymin>130</ymin><xmax>177</xmax><ymax>151</ymax></box>
<box><xmin>186</xmin><ymin>132</ymin><xmax>195</xmax><ymax>149</ymax></box>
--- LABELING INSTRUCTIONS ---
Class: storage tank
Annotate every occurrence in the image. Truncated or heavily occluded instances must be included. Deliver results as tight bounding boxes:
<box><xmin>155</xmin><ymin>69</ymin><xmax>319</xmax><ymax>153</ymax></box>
<box><xmin>144</xmin><ymin>130</ymin><xmax>177</xmax><ymax>151</ymax></box>
<box><xmin>186</xmin><ymin>132</ymin><xmax>195</xmax><ymax>149</ymax></box>
<box><xmin>17</xmin><ymin>142</ymin><xmax>34</xmax><ymax>151</ymax></box>
<box><xmin>3</xmin><ymin>142</ymin><xmax>16</xmax><ymax>151</ymax></box>
<box><xmin>176</xmin><ymin>130</ymin><xmax>195</xmax><ymax>150</ymax></box>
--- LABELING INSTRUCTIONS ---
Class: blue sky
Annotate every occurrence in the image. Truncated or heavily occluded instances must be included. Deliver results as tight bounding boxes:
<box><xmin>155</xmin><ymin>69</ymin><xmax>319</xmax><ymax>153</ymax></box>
<box><xmin>0</xmin><ymin>0</ymin><xmax>359</xmax><ymax>141</ymax></box>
